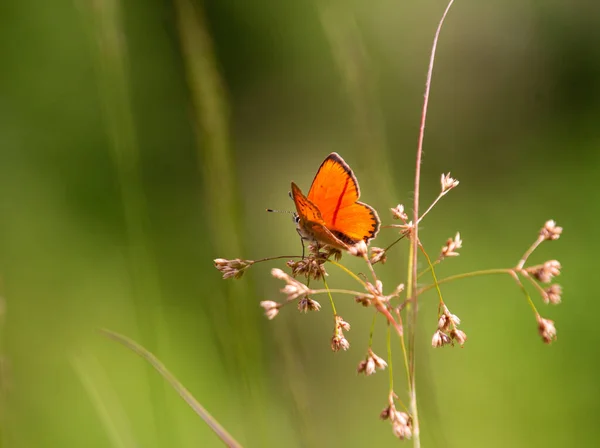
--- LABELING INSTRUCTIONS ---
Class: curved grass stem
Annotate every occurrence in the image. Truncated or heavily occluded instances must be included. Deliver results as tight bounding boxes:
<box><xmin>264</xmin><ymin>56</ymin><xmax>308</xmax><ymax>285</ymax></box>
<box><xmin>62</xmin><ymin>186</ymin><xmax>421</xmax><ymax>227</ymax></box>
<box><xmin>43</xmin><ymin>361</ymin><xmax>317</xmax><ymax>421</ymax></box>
<box><xmin>100</xmin><ymin>329</ymin><xmax>243</xmax><ymax>448</ymax></box>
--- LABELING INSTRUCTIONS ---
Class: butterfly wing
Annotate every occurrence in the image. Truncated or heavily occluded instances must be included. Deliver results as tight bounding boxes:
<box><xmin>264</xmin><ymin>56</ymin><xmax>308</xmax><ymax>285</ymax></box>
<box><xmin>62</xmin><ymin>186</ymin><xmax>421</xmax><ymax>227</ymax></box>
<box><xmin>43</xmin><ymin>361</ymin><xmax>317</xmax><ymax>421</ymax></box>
<box><xmin>306</xmin><ymin>153</ymin><xmax>380</xmax><ymax>244</ymax></box>
<box><xmin>291</xmin><ymin>182</ymin><xmax>350</xmax><ymax>249</ymax></box>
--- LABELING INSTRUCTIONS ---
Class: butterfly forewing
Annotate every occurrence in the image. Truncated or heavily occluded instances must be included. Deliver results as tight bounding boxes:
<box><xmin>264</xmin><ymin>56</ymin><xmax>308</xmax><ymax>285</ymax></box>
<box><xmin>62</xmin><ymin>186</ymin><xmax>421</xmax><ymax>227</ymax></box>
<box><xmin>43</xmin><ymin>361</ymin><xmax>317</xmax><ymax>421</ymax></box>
<box><xmin>306</xmin><ymin>153</ymin><xmax>379</xmax><ymax>244</ymax></box>
<box><xmin>306</xmin><ymin>153</ymin><xmax>360</xmax><ymax>226</ymax></box>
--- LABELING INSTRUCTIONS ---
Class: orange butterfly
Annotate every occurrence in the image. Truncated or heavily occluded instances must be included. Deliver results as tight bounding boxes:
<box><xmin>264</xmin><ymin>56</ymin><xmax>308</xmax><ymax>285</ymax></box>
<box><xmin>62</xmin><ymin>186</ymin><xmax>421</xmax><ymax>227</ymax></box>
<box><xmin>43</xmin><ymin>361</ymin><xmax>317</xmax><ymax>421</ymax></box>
<box><xmin>291</xmin><ymin>152</ymin><xmax>380</xmax><ymax>251</ymax></box>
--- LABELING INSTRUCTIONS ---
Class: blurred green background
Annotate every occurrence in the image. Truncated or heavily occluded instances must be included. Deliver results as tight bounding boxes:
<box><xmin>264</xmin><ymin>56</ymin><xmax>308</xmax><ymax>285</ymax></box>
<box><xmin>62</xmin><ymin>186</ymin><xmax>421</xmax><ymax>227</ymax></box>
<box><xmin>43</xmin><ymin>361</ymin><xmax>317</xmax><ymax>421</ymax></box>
<box><xmin>0</xmin><ymin>0</ymin><xmax>598</xmax><ymax>446</ymax></box>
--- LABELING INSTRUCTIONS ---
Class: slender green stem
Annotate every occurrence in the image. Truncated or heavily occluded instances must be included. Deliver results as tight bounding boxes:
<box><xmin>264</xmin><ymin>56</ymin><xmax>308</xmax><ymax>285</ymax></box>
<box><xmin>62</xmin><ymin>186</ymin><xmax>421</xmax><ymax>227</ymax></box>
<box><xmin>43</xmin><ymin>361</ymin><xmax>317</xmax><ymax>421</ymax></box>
<box><xmin>417</xmin><ymin>191</ymin><xmax>447</xmax><ymax>224</ymax></box>
<box><xmin>417</xmin><ymin>258</ymin><xmax>440</xmax><ymax>279</ymax></box>
<box><xmin>253</xmin><ymin>255</ymin><xmax>302</xmax><ymax>263</ymax></box>
<box><xmin>520</xmin><ymin>270</ymin><xmax>548</xmax><ymax>300</ymax></box>
<box><xmin>418</xmin><ymin>243</ymin><xmax>443</xmax><ymax>306</ymax></box>
<box><xmin>417</xmin><ymin>268</ymin><xmax>513</xmax><ymax>295</ymax></box>
<box><xmin>362</xmin><ymin>253</ymin><xmax>378</xmax><ymax>284</ymax></box>
<box><xmin>321</xmin><ymin>276</ymin><xmax>337</xmax><ymax>316</ymax></box>
<box><xmin>516</xmin><ymin>236</ymin><xmax>544</xmax><ymax>270</ymax></box>
<box><xmin>310</xmin><ymin>288</ymin><xmax>366</xmax><ymax>297</ymax></box>
<box><xmin>408</xmin><ymin>2</ymin><xmax>456</xmax><ymax>444</ymax></box>
<box><xmin>396</xmin><ymin>310</ymin><xmax>411</xmax><ymax>413</ymax></box>
<box><xmin>510</xmin><ymin>272</ymin><xmax>539</xmax><ymax>316</ymax></box>
<box><xmin>327</xmin><ymin>259</ymin><xmax>368</xmax><ymax>288</ymax></box>
<box><xmin>383</xmin><ymin>233</ymin><xmax>408</xmax><ymax>254</ymax></box>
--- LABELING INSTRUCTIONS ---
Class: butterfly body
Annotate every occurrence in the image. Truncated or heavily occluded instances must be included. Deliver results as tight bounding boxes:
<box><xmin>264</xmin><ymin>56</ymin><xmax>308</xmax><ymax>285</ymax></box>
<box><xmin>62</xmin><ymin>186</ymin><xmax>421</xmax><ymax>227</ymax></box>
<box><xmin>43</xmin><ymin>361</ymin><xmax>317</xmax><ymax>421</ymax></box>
<box><xmin>291</xmin><ymin>153</ymin><xmax>380</xmax><ymax>251</ymax></box>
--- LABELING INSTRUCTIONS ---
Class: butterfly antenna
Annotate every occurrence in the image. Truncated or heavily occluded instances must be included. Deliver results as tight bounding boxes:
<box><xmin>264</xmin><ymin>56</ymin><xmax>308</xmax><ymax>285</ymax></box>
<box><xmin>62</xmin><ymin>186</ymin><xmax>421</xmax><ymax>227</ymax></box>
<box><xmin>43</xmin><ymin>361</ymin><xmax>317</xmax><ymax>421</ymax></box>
<box><xmin>266</xmin><ymin>208</ymin><xmax>295</xmax><ymax>214</ymax></box>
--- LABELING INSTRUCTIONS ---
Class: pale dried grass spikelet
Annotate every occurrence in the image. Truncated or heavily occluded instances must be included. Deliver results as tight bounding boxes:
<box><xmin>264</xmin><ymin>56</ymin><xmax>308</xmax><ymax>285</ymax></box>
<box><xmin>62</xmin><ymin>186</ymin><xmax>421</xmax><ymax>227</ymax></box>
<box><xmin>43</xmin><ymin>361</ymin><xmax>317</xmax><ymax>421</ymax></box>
<box><xmin>331</xmin><ymin>335</ymin><xmax>350</xmax><ymax>351</ymax></box>
<box><xmin>370</xmin><ymin>246</ymin><xmax>387</xmax><ymax>264</ymax></box>
<box><xmin>441</xmin><ymin>172</ymin><xmax>459</xmax><ymax>193</ymax></box>
<box><xmin>431</xmin><ymin>329</ymin><xmax>451</xmax><ymax>347</ymax></box>
<box><xmin>540</xmin><ymin>220</ymin><xmax>563</xmax><ymax>241</ymax></box>
<box><xmin>322</xmin><ymin>245</ymin><xmax>343</xmax><ymax>261</ymax></box>
<box><xmin>537</xmin><ymin>315</ymin><xmax>557</xmax><ymax>344</ymax></box>
<box><xmin>356</xmin><ymin>359</ymin><xmax>368</xmax><ymax>374</ymax></box>
<box><xmin>437</xmin><ymin>305</ymin><xmax>460</xmax><ymax>330</ymax></box>
<box><xmin>298</xmin><ymin>296</ymin><xmax>321</xmax><ymax>313</ymax></box>
<box><xmin>286</xmin><ymin>257</ymin><xmax>326</xmax><ymax>281</ymax></box>
<box><xmin>337</xmin><ymin>315</ymin><xmax>351</xmax><ymax>332</ymax></box>
<box><xmin>434</xmin><ymin>305</ymin><xmax>466</xmax><ymax>346</ymax></box>
<box><xmin>360</xmin><ymin>280</ymin><xmax>404</xmax><ymax>306</ymax></box>
<box><xmin>357</xmin><ymin>348</ymin><xmax>388</xmax><ymax>376</ymax></box>
<box><xmin>260</xmin><ymin>300</ymin><xmax>280</xmax><ymax>320</ymax></box>
<box><xmin>271</xmin><ymin>268</ymin><xmax>312</xmax><ymax>301</ymax></box>
<box><xmin>543</xmin><ymin>284</ymin><xmax>562</xmax><ymax>305</ymax></box>
<box><xmin>437</xmin><ymin>314</ymin><xmax>448</xmax><ymax>331</ymax></box>
<box><xmin>380</xmin><ymin>399</ymin><xmax>412</xmax><ymax>440</ymax></box>
<box><xmin>366</xmin><ymin>279</ymin><xmax>384</xmax><ymax>297</ymax></box>
<box><xmin>440</xmin><ymin>232</ymin><xmax>462</xmax><ymax>259</ymax></box>
<box><xmin>214</xmin><ymin>258</ymin><xmax>253</xmax><ymax>279</ymax></box>
<box><xmin>348</xmin><ymin>240</ymin><xmax>368</xmax><ymax>257</ymax></box>
<box><xmin>355</xmin><ymin>295</ymin><xmax>372</xmax><ymax>307</ymax></box>
<box><xmin>331</xmin><ymin>315</ymin><xmax>351</xmax><ymax>352</ymax></box>
<box><xmin>391</xmin><ymin>411</ymin><xmax>412</xmax><ymax>440</ymax></box>
<box><xmin>450</xmin><ymin>329</ymin><xmax>467</xmax><ymax>346</ymax></box>
<box><xmin>391</xmin><ymin>204</ymin><xmax>408</xmax><ymax>221</ymax></box>
<box><xmin>527</xmin><ymin>260</ymin><xmax>562</xmax><ymax>283</ymax></box>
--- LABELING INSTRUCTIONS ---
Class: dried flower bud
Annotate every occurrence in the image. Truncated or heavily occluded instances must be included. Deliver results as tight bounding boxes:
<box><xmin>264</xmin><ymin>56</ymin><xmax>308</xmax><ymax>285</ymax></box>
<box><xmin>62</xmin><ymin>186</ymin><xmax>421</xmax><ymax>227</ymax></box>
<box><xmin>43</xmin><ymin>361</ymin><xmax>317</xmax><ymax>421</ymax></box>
<box><xmin>369</xmin><ymin>349</ymin><xmax>387</xmax><ymax>370</ymax></box>
<box><xmin>450</xmin><ymin>329</ymin><xmax>467</xmax><ymax>346</ymax></box>
<box><xmin>543</xmin><ymin>284</ymin><xmax>562</xmax><ymax>305</ymax></box>
<box><xmin>391</xmin><ymin>411</ymin><xmax>412</xmax><ymax>440</ymax></box>
<box><xmin>259</xmin><ymin>301</ymin><xmax>280</xmax><ymax>320</ymax></box>
<box><xmin>286</xmin><ymin>257</ymin><xmax>326</xmax><ymax>281</ymax></box>
<box><xmin>355</xmin><ymin>295</ymin><xmax>372</xmax><ymax>307</ymax></box>
<box><xmin>365</xmin><ymin>356</ymin><xmax>376</xmax><ymax>376</ymax></box>
<box><xmin>357</xmin><ymin>359</ymin><xmax>368</xmax><ymax>374</ymax></box>
<box><xmin>331</xmin><ymin>315</ymin><xmax>351</xmax><ymax>351</ymax></box>
<box><xmin>393</xmin><ymin>284</ymin><xmax>405</xmax><ymax>295</ymax></box>
<box><xmin>370</xmin><ymin>247</ymin><xmax>387</xmax><ymax>264</ymax></box>
<box><xmin>322</xmin><ymin>245</ymin><xmax>342</xmax><ymax>261</ymax></box>
<box><xmin>380</xmin><ymin>406</ymin><xmax>391</xmax><ymax>420</ymax></box>
<box><xmin>527</xmin><ymin>260</ymin><xmax>562</xmax><ymax>283</ymax></box>
<box><xmin>437</xmin><ymin>314</ymin><xmax>448</xmax><ymax>331</ymax></box>
<box><xmin>336</xmin><ymin>315</ymin><xmax>351</xmax><ymax>332</ymax></box>
<box><xmin>214</xmin><ymin>258</ymin><xmax>253</xmax><ymax>279</ymax></box>
<box><xmin>540</xmin><ymin>220</ymin><xmax>562</xmax><ymax>241</ymax></box>
<box><xmin>358</xmin><ymin>349</ymin><xmax>388</xmax><ymax>376</ymax></box>
<box><xmin>271</xmin><ymin>268</ymin><xmax>312</xmax><ymax>300</ymax></box>
<box><xmin>432</xmin><ymin>330</ymin><xmax>451</xmax><ymax>347</ymax></box>
<box><xmin>449</xmin><ymin>313</ymin><xmax>461</xmax><ymax>326</ymax></box>
<box><xmin>298</xmin><ymin>296</ymin><xmax>321</xmax><ymax>313</ymax></box>
<box><xmin>440</xmin><ymin>232</ymin><xmax>462</xmax><ymax>258</ymax></box>
<box><xmin>441</xmin><ymin>172</ymin><xmax>459</xmax><ymax>193</ymax></box>
<box><xmin>331</xmin><ymin>335</ymin><xmax>350</xmax><ymax>351</ymax></box>
<box><xmin>391</xmin><ymin>204</ymin><xmax>408</xmax><ymax>221</ymax></box>
<box><xmin>348</xmin><ymin>240</ymin><xmax>368</xmax><ymax>257</ymax></box>
<box><xmin>366</xmin><ymin>280</ymin><xmax>384</xmax><ymax>298</ymax></box>
<box><xmin>537</xmin><ymin>315</ymin><xmax>557</xmax><ymax>344</ymax></box>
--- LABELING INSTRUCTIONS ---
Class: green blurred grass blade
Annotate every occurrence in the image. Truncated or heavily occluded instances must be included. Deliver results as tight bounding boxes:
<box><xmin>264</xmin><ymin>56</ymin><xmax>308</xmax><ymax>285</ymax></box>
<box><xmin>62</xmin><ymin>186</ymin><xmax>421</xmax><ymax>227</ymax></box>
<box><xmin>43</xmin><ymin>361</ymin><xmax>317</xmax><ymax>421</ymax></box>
<box><xmin>319</xmin><ymin>5</ymin><xmax>397</xmax><ymax>204</ymax></box>
<box><xmin>173</xmin><ymin>0</ymin><xmax>268</xmax><ymax>442</ymax></box>
<box><xmin>71</xmin><ymin>353</ymin><xmax>138</xmax><ymax>448</ymax></box>
<box><xmin>77</xmin><ymin>0</ymin><xmax>172</xmax><ymax>445</ymax></box>
<box><xmin>100</xmin><ymin>329</ymin><xmax>242</xmax><ymax>448</ymax></box>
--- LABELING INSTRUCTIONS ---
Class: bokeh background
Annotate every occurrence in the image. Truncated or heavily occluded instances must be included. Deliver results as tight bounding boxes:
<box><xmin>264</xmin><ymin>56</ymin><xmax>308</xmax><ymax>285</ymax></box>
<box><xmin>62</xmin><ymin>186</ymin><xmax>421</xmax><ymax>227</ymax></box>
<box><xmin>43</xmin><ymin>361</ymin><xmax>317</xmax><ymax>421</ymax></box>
<box><xmin>1</xmin><ymin>0</ymin><xmax>598</xmax><ymax>446</ymax></box>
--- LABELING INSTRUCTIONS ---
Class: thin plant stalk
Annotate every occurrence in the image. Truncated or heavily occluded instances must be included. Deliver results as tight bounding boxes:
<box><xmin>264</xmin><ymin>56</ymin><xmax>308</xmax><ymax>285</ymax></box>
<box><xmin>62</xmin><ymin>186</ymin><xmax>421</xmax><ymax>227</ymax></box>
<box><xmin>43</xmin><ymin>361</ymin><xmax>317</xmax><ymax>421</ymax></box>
<box><xmin>407</xmin><ymin>1</ymin><xmax>456</xmax><ymax>445</ymax></box>
<box><xmin>101</xmin><ymin>329</ymin><xmax>243</xmax><ymax>448</ymax></box>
